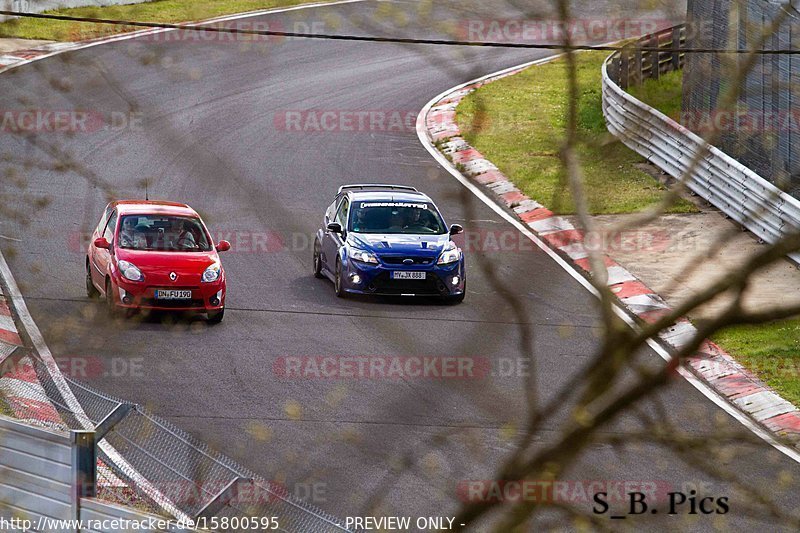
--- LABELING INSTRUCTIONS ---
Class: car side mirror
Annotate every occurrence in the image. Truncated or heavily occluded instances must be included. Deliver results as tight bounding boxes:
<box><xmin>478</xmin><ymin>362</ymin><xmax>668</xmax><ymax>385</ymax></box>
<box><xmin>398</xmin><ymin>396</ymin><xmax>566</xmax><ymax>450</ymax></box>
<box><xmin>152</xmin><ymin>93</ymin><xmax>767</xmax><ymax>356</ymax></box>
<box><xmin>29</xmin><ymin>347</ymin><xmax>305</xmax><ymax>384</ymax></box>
<box><xmin>216</xmin><ymin>240</ymin><xmax>231</xmax><ymax>252</ymax></box>
<box><xmin>94</xmin><ymin>237</ymin><xmax>111</xmax><ymax>250</ymax></box>
<box><xmin>327</xmin><ymin>222</ymin><xmax>343</xmax><ymax>234</ymax></box>
<box><xmin>449</xmin><ymin>224</ymin><xmax>463</xmax><ymax>236</ymax></box>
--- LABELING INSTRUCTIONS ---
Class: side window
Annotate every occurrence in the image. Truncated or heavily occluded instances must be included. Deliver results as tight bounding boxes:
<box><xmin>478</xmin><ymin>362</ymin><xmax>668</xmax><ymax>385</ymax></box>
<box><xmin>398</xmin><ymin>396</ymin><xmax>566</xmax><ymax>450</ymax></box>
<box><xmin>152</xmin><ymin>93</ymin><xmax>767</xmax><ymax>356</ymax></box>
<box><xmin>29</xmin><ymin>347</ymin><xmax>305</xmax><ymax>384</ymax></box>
<box><xmin>95</xmin><ymin>204</ymin><xmax>112</xmax><ymax>234</ymax></box>
<box><xmin>335</xmin><ymin>197</ymin><xmax>350</xmax><ymax>228</ymax></box>
<box><xmin>325</xmin><ymin>200</ymin><xmax>337</xmax><ymax>222</ymax></box>
<box><xmin>103</xmin><ymin>211</ymin><xmax>117</xmax><ymax>242</ymax></box>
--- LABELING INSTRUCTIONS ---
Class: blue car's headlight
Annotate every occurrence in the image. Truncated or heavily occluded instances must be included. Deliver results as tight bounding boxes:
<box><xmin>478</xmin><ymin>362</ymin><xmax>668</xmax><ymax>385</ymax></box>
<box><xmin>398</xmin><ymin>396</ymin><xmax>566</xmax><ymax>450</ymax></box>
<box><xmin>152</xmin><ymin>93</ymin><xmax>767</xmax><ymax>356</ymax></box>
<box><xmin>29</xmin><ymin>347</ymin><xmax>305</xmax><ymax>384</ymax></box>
<box><xmin>351</xmin><ymin>249</ymin><xmax>379</xmax><ymax>264</ymax></box>
<box><xmin>437</xmin><ymin>242</ymin><xmax>462</xmax><ymax>265</ymax></box>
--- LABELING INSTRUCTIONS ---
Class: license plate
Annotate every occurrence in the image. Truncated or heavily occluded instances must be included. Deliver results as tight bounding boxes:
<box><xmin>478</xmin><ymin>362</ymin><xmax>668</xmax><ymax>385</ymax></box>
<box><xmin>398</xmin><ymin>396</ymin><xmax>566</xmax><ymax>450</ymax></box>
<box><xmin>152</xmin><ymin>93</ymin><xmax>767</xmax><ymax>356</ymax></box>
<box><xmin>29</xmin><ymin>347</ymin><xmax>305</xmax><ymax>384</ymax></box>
<box><xmin>155</xmin><ymin>290</ymin><xmax>192</xmax><ymax>300</ymax></box>
<box><xmin>392</xmin><ymin>271</ymin><xmax>426</xmax><ymax>280</ymax></box>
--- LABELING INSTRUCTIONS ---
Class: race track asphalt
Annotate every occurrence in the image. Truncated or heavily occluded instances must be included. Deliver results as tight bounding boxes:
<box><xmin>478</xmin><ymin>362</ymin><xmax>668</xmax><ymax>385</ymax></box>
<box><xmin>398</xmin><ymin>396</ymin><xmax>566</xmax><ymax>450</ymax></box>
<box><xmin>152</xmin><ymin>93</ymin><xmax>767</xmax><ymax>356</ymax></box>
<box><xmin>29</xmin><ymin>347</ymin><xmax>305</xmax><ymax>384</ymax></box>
<box><xmin>1</xmin><ymin>0</ymin><xmax>799</xmax><ymax>530</ymax></box>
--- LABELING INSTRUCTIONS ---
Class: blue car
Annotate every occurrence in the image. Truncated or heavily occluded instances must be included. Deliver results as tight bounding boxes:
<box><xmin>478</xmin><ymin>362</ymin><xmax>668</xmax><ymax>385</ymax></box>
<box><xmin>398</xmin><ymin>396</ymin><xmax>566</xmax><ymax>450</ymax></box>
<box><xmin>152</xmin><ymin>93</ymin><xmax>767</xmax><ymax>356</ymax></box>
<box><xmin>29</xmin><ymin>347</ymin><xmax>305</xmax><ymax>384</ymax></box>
<box><xmin>313</xmin><ymin>184</ymin><xmax>466</xmax><ymax>303</ymax></box>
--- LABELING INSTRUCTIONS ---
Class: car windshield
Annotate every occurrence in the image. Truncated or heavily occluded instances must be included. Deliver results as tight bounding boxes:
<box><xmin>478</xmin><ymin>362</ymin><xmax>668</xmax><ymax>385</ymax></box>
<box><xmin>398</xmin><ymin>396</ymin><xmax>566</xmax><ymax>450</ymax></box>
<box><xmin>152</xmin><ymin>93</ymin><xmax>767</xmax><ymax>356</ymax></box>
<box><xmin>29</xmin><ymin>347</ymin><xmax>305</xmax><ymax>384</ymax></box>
<box><xmin>349</xmin><ymin>201</ymin><xmax>447</xmax><ymax>235</ymax></box>
<box><xmin>117</xmin><ymin>215</ymin><xmax>212</xmax><ymax>252</ymax></box>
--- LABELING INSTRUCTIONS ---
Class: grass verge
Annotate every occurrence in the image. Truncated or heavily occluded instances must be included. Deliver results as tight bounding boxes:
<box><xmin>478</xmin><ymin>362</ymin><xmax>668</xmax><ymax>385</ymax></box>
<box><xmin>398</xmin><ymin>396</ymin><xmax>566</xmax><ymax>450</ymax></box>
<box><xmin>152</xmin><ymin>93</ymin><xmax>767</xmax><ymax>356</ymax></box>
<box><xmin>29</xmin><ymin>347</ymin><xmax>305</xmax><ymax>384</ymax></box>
<box><xmin>627</xmin><ymin>69</ymin><xmax>683</xmax><ymax>122</ymax></box>
<box><xmin>454</xmin><ymin>51</ymin><xmax>695</xmax><ymax>215</ymax></box>
<box><xmin>713</xmin><ymin>320</ymin><xmax>800</xmax><ymax>407</ymax></box>
<box><xmin>0</xmin><ymin>0</ymin><xmax>324</xmax><ymax>42</ymax></box>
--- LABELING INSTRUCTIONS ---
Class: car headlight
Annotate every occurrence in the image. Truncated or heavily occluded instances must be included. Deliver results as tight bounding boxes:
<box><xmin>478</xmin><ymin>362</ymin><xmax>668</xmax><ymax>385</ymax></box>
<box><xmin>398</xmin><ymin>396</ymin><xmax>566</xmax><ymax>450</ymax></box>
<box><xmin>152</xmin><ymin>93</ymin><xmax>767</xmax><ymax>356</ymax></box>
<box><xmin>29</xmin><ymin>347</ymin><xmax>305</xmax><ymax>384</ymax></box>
<box><xmin>351</xmin><ymin>249</ymin><xmax>379</xmax><ymax>264</ymax></box>
<box><xmin>118</xmin><ymin>260</ymin><xmax>144</xmax><ymax>282</ymax></box>
<box><xmin>437</xmin><ymin>242</ymin><xmax>462</xmax><ymax>265</ymax></box>
<box><xmin>202</xmin><ymin>262</ymin><xmax>221</xmax><ymax>283</ymax></box>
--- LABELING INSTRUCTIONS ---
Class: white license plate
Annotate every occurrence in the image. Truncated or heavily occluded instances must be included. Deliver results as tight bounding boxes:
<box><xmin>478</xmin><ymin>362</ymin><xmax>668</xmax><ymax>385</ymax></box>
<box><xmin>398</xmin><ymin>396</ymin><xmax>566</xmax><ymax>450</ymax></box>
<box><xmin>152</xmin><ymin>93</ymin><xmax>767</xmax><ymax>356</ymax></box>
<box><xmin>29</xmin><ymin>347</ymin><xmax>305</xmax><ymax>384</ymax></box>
<box><xmin>155</xmin><ymin>290</ymin><xmax>192</xmax><ymax>300</ymax></box>
<box><xmin>392</xmin><ymin>271</ymin><xmax>426</xmax><ymax>280</ymax></box>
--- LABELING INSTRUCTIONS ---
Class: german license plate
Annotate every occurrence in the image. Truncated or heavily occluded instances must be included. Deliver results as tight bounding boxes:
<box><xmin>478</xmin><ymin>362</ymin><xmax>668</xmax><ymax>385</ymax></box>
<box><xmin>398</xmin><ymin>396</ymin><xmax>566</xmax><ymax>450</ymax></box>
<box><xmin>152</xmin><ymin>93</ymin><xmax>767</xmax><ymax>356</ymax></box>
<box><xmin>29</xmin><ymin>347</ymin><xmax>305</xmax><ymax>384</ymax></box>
<box><xmin>155</xmin><ymin>290</ymin><xmax>192</xmax><ymax>300</ymax></box>
<box><xmin>392</xmin><ymin>271</ymin><xmax>426</xmax><ymax>280</ymax></box>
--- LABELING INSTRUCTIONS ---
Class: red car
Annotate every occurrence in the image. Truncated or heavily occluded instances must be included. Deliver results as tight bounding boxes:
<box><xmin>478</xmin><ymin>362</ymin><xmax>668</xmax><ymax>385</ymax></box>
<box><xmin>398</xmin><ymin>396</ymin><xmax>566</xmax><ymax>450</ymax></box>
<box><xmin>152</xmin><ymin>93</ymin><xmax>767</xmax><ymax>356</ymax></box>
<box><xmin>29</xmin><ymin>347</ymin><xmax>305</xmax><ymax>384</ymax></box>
<box><xmin>86</xmin><ymin>200</ymin><xmax>230</xmax><ymax>323</ymax></box>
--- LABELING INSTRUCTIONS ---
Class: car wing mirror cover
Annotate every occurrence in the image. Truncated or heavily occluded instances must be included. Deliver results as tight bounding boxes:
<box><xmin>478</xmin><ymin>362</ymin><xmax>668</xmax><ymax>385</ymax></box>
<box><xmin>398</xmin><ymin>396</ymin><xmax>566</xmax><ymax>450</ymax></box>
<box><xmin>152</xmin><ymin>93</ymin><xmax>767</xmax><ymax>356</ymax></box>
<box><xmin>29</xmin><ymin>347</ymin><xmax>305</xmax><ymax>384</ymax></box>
<box><xmin>217</xmin><ymin>240</ymin><xmax>231</xmax><ymax>252</ymax></box>
<box><xmin>94</xmin><ymin>237</ymin><xmax>111</xmax><ymax>249</ymax></box>
<box><xmin>450</xmin><ymin>224</ymin><xmax>464</xmax><ymax>235</ymax></box>
<box><xmin>327</xmin><ymin>222</ymin><xmax>343</xmax><ymax>233</ymax></box>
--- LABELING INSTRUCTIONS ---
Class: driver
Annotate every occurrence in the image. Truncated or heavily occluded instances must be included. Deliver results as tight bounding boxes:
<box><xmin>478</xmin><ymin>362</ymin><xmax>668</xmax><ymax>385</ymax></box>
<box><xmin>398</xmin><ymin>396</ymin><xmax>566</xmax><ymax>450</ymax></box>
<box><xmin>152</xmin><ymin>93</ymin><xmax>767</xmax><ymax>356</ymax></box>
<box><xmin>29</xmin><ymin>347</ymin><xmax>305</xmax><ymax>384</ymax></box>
<box><xmin>174</xmin><ymin>219</ymin><xmax>197</xmax><ymax>249</ymax></box>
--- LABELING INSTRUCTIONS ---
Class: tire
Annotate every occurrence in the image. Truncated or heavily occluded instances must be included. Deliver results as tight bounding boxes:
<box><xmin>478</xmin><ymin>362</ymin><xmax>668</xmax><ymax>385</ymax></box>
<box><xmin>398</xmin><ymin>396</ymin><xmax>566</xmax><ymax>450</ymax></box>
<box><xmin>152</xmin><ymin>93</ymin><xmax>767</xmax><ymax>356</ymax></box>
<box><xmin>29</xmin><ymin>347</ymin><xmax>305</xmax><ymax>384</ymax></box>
<box><xmin>313</xmin><ymin>239</ymin><xmax>324</xmax><ymax>279</ymax></box>
<box><xmin>86</xmin><ymin>261</ymin><xmax>100</xmax><ymax>299</ymax></box>
<box><xmin>334</xmin><ymin>258</ymin><xmax>346</xmax><ymax>298</ymax></box>
<box><xmin>208</xmin><ymin>308</ymin><xmax>225</xmax><ymax>324</ymax></box>
<box><xmin>105</xmin><ymin>279</ymin><xmax>120</xmax><ymax>318</ymax></box>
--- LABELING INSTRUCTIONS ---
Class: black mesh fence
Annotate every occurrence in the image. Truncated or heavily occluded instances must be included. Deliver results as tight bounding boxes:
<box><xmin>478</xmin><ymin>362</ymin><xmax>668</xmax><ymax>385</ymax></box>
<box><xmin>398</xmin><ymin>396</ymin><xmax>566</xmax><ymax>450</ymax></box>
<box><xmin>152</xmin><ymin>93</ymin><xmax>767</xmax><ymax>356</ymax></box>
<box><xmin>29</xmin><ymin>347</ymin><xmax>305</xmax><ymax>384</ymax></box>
<box><xmin>0</xmin><ymin>354</ymin><xmax>352</xmax><ymax>532</ymax></box>
<box><xmin>682</xmin><ymin>0</ymin><xmax>800</xmax><ymax>195</ymax></box>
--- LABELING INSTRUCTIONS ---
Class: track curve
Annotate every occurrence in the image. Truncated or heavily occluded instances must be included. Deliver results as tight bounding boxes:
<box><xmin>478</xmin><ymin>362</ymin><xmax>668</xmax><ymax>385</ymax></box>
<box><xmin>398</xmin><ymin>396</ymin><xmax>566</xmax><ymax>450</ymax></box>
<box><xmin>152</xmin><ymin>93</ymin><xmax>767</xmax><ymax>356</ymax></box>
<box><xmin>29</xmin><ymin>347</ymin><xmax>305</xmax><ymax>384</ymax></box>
<box><xmin>1</xmin><ymin>0</ymin><xmax>798</xmax><ymax>529</ymax></box>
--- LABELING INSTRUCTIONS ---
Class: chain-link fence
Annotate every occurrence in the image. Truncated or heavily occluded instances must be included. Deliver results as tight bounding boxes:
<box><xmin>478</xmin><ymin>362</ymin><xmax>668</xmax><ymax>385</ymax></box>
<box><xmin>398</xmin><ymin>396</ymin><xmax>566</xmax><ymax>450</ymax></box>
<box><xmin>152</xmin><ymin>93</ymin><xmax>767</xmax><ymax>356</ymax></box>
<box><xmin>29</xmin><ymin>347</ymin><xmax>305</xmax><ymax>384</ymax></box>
<box><xmin>682</xmin><ymin>0</ymin><xmax>800</xmax><ymax>195</ymax></box>
<box><xmin>1</xmin><ymin>351</ymin><xmax>351</xmax><ymax>532</ymax></box>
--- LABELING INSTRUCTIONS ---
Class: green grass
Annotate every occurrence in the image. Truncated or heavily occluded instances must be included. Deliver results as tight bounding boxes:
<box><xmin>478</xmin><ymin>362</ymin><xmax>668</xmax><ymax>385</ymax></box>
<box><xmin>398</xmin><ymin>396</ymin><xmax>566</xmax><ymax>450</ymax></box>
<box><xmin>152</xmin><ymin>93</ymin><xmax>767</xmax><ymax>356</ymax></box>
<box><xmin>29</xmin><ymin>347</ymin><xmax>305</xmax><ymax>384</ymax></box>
<box><xmin>0</xmin><ymin>394</ymin><xmax>13</xmax><ymax>419</ymax></box>
<box><xmin>628</xmin><ymin>70</ymin><xmax>683</xmax><ymax>122</ymax></box>
<box><xmin>455</xmin><ymin>51</ymin><xmax>695</xmax><ymax>215</ymax></box>
<box><xmin>0</xmin><ymin>0</ymin><xmax>324</xmax><ymax>41</ymax></box>
<box><xmin>714</xmin><ymin>320</ymin><xmax>800</xmax><ymax>407</ymax></box>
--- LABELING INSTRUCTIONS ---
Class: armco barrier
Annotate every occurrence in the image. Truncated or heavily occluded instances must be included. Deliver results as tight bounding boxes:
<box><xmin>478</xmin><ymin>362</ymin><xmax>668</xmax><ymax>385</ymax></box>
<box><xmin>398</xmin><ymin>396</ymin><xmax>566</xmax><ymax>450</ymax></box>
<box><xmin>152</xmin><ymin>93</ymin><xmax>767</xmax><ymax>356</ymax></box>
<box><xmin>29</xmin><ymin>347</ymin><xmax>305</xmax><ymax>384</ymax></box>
<box><xmin>0</xmin><ymin>414</ymin><xmax>193</xmax><ymax>532</ymax></box>
<box><xmin>602</xmin><ymin>25</ymin><xmax>800</xmax><ymax>263</ymax></box>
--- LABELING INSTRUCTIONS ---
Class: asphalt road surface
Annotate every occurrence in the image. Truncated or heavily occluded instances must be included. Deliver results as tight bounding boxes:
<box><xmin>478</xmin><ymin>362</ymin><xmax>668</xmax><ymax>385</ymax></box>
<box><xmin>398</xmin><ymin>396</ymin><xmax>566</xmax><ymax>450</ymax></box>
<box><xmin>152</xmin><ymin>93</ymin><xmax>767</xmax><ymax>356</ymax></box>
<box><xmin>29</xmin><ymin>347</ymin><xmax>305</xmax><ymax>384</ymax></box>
<box><xmin>2</xmin><ymin>0</ymin><xmax>799</xmax><ymax>530</ymax></box>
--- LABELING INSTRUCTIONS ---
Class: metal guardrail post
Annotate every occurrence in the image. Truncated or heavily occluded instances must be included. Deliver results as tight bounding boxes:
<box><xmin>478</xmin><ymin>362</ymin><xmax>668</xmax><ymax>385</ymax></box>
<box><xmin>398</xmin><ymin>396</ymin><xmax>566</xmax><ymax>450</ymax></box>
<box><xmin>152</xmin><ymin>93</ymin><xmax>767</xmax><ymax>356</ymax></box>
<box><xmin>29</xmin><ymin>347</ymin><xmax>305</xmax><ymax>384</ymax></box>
<box><xmin>671</xmin><ymin>26</ymin><xmax>682</xmax><ymax>71</ymax></box>
<box><xmin>619</xmin><ymin>48</ymin><xmax>629</xmax><ymax>89</ymax></box>
<box><xmin>70</xmin><ymin>403</ymin><xmax>133</xmax><ymax>527</ymax></box>
<box><xmin>71</xmin><ymin>430</ymin><xmax>96</xmax><ymax>526</ymax></box>
<box><xmin>650</xmin><ymin>33</ymin><xmax>660</xmax><ymax>80</ymax></box>
<box><xmin>633</xmin><ymin>46</ymin><xmax>642</xmax><ymax>86</ymax></box>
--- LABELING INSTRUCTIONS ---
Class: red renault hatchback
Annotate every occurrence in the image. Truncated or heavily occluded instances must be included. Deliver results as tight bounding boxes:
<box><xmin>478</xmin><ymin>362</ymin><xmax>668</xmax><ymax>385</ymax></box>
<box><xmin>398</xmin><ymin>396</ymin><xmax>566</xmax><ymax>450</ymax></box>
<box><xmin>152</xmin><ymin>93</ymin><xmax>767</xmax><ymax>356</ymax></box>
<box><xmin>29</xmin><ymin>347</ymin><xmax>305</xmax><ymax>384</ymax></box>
<box><xmin>86</xmin><ymin>200</ymin><xmax>230</xmax><ymax>323</ymax></box>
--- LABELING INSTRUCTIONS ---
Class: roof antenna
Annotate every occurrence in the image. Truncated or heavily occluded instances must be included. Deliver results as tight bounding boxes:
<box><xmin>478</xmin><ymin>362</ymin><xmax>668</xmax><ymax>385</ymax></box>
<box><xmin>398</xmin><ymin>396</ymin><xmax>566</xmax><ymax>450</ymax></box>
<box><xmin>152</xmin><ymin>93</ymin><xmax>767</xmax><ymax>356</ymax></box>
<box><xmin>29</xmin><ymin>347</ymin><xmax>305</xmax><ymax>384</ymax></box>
<box><xmin>145</xmin><ymin>178</ymin><xmax>149</xmax><ymax>201</ymax></box>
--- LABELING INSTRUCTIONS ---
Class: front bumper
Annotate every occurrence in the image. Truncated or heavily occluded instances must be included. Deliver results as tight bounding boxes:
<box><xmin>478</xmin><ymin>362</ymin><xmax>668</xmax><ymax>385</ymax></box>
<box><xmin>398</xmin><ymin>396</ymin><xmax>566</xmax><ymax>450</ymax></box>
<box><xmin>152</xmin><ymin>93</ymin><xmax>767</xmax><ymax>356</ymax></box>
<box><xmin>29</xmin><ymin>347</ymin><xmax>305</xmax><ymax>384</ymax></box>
<box><xmin>111</xmin><ymin>277</ymin><xmax>226</xmax><ymax>312</ymax></box>
<box><xmin>341</xmin><ymin>257</ymin><xmax>465</xmax><ymax>297</ymax></box>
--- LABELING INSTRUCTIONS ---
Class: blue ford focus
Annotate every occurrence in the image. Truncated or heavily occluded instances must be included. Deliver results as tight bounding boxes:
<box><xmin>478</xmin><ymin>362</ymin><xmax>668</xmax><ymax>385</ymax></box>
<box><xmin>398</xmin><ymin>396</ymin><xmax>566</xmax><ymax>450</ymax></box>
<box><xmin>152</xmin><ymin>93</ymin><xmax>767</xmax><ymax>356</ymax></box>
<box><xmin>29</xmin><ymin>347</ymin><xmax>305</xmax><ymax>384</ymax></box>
<box><xmin>313</xmin><ymin>184</ymin><xmax>466</xmax><ymax>303</ymax></box>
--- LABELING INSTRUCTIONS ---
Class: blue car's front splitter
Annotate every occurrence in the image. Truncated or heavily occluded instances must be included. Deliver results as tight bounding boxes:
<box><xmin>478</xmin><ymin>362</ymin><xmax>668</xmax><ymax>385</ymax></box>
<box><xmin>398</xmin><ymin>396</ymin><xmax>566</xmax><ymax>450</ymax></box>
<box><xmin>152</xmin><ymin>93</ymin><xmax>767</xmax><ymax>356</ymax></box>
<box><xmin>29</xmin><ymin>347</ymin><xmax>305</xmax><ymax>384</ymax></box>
<box><xmin>341</xmin><ymin>259</ymin><xmax>465</xmax><ymax>297</ymax></box>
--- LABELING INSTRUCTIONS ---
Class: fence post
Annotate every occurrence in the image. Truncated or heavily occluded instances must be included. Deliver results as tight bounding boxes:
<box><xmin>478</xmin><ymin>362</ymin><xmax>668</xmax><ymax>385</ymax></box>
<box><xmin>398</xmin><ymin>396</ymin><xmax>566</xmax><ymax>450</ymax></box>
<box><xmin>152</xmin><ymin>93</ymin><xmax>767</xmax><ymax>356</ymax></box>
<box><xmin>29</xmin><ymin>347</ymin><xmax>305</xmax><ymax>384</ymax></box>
<box><xmin>671</xmin><ymin>26</ymin><xmax>682</xmax><ymax>71</ymax></box>
<box><xmin>71</xmin><ymin>430</ymin><xmax>96</xmax><ymax>526</ymax></box>
<box><xmin>633</xmin><ymin>46</ymin><xmax>643</xmax><ymax>86</ymax></box>
<box><xmin>651</xmin><ymin>33</ymin><xmax>660</xmax><ymax>80</ymax></box>
<box><xmin>619</xmin><ymin>48</ymin><xmax>629</xmax><ymax>89</ymax></box>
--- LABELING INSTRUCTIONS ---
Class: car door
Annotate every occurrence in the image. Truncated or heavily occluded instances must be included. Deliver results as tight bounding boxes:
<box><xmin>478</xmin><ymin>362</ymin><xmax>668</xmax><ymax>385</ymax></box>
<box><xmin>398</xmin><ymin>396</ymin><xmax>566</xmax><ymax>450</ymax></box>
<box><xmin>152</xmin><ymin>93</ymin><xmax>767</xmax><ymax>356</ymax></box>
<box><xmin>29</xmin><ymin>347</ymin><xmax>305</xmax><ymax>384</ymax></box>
<box><xmin>321</xmin><ymin>196</ymin><xmax>349</xmax><ymax>270</ymax></box>
<box><xmin>89</xmin><ymin>204</ymin><xmax>112</xmax><ymax>287</ymax></box>
<box><xmin>93</xmin><ymin>209</ymin><xmax>117</xmax><ymax>293</ymax></box>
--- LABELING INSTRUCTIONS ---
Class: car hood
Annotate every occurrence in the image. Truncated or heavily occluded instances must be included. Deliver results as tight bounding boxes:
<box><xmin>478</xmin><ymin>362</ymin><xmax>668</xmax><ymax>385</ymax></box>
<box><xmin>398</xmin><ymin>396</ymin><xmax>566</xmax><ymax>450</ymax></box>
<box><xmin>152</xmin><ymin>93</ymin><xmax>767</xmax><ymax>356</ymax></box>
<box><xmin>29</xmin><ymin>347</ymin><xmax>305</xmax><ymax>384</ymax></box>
<box><xmin>347</xmin><ymin>233</ymin><xmax>450</xmax><ymax>257</ymax></box>
<box><xmin>114</xmin><ymin>249</ymin><xmax>219</xmax><ymax>283</ymax></box>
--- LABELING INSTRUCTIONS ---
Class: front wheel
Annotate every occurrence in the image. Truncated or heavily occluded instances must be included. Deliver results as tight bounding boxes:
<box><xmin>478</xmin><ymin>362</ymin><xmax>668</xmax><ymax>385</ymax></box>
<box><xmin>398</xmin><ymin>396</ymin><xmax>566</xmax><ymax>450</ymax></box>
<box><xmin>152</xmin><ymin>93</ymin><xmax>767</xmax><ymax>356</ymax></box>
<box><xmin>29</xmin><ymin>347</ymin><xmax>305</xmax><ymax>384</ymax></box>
<box><xmin>208</xmin><ymin>308</ymin><xmax>225</xmax><ymax>324</ymax></box>
<box><xmin>334</xmin><ymin>258</ymin><xmax>346</xmax><ymax>298</ymax></box>
<box><xmin>86</xmin><ymin>262</ymin><xmax>100</xmax><ymax>299</ymax></box>
<box><xmin>105</xmin><ymin>279</ymin><xmax>120</xmax><ymax>318</ymax></box>
<box><xmin>313</xmin><ymin>239</ymin><xmax>324</xmax><ymax>279</ymax></box>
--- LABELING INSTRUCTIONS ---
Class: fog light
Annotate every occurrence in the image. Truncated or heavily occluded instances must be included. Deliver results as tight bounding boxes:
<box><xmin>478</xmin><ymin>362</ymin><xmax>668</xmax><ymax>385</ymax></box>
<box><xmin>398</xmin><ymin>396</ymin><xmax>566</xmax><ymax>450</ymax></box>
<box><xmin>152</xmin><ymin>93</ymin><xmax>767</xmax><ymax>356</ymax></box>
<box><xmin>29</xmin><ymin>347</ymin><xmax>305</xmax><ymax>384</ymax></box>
<box><xmin>451</xmin><ymin>276</ymin><xmax>460</xmax><ymax>286</ymax></box>
<box><xmin>119</xmin><ymin>288</ymin><xmax>133</xmax><ymax>304</ymax></box>
<box><xmin>351</xmin><ymin>274</ymin><xmax>361</xmax><ymax>285</ymax></box>
<box><xmin>210</xmin><ymin>290</ymin><xmax>222</xmax><ymax>307</ymax></box>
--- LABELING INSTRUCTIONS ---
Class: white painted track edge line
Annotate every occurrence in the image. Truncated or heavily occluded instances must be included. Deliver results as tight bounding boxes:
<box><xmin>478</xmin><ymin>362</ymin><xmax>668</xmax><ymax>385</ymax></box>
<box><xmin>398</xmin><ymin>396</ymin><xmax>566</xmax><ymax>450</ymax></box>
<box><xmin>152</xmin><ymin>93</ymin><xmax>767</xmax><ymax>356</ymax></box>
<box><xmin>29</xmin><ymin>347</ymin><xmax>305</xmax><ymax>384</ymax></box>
<box><xmin>0</xmin><ymin>0</ymin><xmax>368</xmax><ymax>77</ymax></box>
<box><xmin>414</xmin><ymin>55</ymin><xmax>800</xmax><ymax>465</ymax></box>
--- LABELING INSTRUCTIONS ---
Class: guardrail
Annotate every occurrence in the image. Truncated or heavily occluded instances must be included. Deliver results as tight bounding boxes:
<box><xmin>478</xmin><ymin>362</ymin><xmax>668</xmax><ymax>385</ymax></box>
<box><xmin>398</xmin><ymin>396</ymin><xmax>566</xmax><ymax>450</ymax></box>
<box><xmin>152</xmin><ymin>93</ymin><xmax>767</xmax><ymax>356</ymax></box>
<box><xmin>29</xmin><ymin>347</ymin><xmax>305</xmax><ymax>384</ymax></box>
<box><xmin>602</xmin><ymin>24</ymin><xmax>800</xmax><ymax>262</ymax></box>
<box><xmin>0</xmin><ymin>414</ymin><xmax>194</xmax><ymax>532</ymax></box>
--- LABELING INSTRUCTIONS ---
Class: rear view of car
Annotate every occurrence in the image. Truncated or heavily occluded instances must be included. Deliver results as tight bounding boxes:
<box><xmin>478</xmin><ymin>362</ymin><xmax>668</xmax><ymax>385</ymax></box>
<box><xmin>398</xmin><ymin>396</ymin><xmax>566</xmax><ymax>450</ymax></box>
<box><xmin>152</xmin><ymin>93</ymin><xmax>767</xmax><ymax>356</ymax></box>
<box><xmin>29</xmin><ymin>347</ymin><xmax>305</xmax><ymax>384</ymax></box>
<box><xmin>86</xmin><ymin>201</ymin><xmax>231</xmax><ymax>323</ymax></box>
<box><xmin>313</xmin><ymin>184</ymin><xmax>466</xmax><ymax>302</ymax></box>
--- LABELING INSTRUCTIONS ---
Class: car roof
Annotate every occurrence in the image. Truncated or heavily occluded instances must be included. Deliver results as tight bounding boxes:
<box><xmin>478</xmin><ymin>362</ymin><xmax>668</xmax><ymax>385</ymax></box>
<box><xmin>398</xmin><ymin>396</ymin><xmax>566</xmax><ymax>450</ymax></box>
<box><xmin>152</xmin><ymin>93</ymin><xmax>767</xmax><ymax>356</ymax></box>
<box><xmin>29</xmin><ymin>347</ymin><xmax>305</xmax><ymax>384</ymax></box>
<box><xmin>112</xmin><ymin>200</ymin><xmax>199</xmax><ymax>217</ymax></box>
<box><xmin>346</xmin><ymin>190</ymin><xmax>432</xmax><ymax>203</ymax></box>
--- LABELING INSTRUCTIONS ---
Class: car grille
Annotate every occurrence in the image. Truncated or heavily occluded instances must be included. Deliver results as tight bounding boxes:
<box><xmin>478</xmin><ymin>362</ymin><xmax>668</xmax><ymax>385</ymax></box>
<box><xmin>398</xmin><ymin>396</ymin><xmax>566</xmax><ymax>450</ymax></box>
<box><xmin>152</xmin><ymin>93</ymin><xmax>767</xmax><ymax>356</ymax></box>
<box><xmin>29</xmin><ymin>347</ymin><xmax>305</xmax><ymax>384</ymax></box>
<box><xmin>368</xmin><ymin>271</ymin><xmax>446</xmax><ymax>295</ymax></box>
<box><xmin>379</xmin><ymin>255</ymin><xmax>434</xmax><ymax>265</ymax></box>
